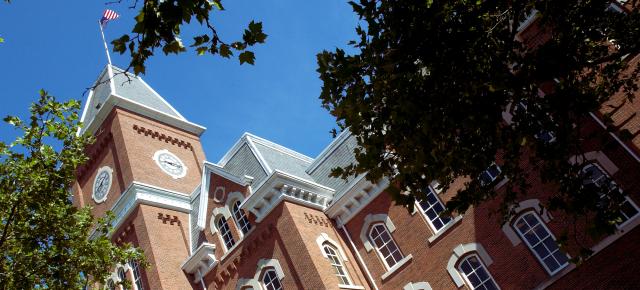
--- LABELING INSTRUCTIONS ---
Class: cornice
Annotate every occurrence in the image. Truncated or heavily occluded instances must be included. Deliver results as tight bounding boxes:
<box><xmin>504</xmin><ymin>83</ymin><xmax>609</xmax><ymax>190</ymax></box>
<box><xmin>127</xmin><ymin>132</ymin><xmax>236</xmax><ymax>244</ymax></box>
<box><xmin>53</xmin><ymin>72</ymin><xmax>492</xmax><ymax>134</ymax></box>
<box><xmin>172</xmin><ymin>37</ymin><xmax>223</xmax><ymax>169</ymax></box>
<box><xmin>324</xmin><ymin>177</ymin><xmax>390</xmax><ymax>226</ymax></box>
<box><xmin>181</xmin><ymin>242</ymin><xmax>217</xmax><ymax>282</ymax></box>
<box><xmin>242</xmin><ymin>170</ymin><xmax>335</xmax><ymax>223</ymax></box>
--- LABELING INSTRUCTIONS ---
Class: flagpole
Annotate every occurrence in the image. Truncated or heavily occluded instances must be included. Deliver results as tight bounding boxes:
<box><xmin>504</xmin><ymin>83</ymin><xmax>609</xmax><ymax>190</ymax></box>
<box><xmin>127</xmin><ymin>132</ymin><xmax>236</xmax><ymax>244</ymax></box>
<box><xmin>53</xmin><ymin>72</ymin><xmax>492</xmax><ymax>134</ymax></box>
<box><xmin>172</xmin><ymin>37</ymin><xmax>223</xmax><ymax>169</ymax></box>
<box><xmin>98</xmin><ymin>20</ymin><xmax>112</xmax><ymax>65</ymax></box>
<box><xmin>98</xmin><ymin>20</ymin><xmax>116</xmax><ymax>93</ymax></box>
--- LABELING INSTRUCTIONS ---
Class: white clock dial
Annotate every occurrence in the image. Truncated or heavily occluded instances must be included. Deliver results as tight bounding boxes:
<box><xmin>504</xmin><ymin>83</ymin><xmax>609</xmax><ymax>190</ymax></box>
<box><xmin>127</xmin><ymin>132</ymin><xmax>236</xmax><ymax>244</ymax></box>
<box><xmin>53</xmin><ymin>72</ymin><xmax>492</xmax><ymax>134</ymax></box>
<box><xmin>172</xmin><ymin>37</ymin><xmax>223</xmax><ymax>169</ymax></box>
<box><xmin>153</xmin><ymin>149</ymin><xmax>187</xmax><ymax>179</ymax></box>
<box><xmin>92</xmin><ymin>166</ymin><xmax>113</xmax><ymax>203</ymax></box>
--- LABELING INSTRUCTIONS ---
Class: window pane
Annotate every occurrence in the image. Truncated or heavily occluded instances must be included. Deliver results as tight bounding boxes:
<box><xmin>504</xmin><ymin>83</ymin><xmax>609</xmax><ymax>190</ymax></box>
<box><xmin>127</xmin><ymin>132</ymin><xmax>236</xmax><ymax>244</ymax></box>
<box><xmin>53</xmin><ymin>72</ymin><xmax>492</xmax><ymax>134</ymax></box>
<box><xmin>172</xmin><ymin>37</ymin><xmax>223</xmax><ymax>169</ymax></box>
<box><xmin>515</xmin><ymin>213</ymin><xmax>567</xmax><ymax>274</ymax></box>
<box><xmin>458</xmin><ymin>255</ymin><xmax>499</xmax><ymax>290</ymax></box>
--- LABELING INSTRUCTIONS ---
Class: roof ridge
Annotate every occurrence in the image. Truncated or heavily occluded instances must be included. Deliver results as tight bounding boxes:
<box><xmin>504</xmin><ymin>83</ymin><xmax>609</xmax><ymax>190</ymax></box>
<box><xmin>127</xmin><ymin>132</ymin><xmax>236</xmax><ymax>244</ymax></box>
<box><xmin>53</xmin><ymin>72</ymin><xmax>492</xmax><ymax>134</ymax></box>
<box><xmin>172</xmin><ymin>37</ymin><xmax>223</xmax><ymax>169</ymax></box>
<box><xmin>243</xmin><ymin>133</ymin><xmax>314</xmax><ymax>163</ymax></box>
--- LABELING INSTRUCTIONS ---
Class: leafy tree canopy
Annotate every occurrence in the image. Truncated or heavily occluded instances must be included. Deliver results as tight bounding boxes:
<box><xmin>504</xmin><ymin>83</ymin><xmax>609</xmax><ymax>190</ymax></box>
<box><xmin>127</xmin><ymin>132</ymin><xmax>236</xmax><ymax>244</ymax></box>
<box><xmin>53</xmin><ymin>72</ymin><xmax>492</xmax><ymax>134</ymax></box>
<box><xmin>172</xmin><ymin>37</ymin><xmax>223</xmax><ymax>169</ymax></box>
<box><xmin>110</xmin><ymin>0</ymin><xmax>267</xmax><ymax>74</ymax></box>
<box><xmin>0</xmin><ymin>91</ymin><xmax>145</xmax><ymax>289</ymax></box>
<box><xmin>317</xmin><ymin>0</ymin><xmax>640</xmax><ymax>250</ymax></box>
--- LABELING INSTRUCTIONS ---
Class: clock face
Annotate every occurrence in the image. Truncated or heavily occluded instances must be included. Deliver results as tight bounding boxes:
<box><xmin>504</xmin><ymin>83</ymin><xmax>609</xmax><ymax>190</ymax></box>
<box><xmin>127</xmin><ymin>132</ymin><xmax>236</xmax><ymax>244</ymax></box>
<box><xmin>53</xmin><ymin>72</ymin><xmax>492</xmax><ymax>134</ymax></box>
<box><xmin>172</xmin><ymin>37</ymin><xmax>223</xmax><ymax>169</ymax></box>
<box><xmin>153</xmin><ymin>150</ymin><xmax>187</xmax><ymax>178</ymax></box>
<box><xmin>92</xmin><ymin>166</ymin><xmax>113</xmax><ymax>203</ymax></box>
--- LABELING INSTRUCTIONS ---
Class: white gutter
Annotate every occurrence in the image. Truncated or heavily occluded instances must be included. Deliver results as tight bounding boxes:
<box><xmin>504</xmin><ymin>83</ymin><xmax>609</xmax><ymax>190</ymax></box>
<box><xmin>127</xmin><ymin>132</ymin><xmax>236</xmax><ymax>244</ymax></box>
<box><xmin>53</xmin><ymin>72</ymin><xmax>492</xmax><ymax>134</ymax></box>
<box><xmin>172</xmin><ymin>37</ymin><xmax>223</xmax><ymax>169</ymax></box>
<box><xmin>338</xmin><ymin>217</ymin><xmax>379</xmax><ymax>290</ymax></box>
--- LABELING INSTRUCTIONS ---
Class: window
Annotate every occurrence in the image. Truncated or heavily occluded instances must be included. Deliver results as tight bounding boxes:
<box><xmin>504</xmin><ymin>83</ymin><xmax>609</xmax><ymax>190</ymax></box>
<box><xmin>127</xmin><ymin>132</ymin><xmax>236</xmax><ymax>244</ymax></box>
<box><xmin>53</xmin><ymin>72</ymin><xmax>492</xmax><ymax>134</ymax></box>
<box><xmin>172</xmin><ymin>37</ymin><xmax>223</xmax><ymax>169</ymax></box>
<box><xmin>106</xmin><ymin>279</ymin><xmax>116</xmax><ymax>290</ymax></box>
<box><xmin>582</xmin><ymin>164</ymin><xmax>639</xmax><ymax>225</ymax></box>
<box><xmin>117</xmin><ymin>267</ymin><xmax>128</xmax><ymax>290</ymax></box>
<box><xmin>479</xmin><ymin>164</ymin><xmax>501</xmax><ymax>186</ymax></box>
<box><xmin>262</xmin><ymin>269</ymin><xmax>283</xmax><ymax>290</ymax></box>
<box><xmin>217</xmin><ymin>216</ymin><xmax>236</xmax><ymax>250</ymax></box>
<box><xmin>131</xmin><ymin>260</ymin><xmax>144</xmax><ymax>290</ymax></box>
<box><xmin>369</xmin><ymin>223</ymin><xmax>404</xmax><ymax>269</ymax></box>
<box><xmin>514</xmin><ymin>212</ymin><xmax>568</xmax><ymax>274</ymax></box>
<box><xmin>417</xmin><ymin>186</ymin><xmax>452</xmax><ymax>232</ymax></box>
<box><xmin>323</xmin><ymin>243</ymin><xmax>351</xmax><ymax>285</ymax></box>
<box><xmin>458</xmin><ymin>254</ymin><xmax>499</xmax><ymax>290</ymax></box>
<box><xmin>232</xmin><ymin>200</ymin><xmax>252</xmax><ymax>234</ymax></box>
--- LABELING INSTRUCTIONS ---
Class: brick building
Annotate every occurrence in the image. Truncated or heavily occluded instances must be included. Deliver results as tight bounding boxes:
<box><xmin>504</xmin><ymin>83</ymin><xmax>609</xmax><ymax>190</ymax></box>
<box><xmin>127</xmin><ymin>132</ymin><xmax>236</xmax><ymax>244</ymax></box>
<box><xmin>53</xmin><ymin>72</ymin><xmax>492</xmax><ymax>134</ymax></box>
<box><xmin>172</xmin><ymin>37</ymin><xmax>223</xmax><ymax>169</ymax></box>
<box><xmin>73</xmin><ymin>6</ymin><xmax>640</xmax><ymax>290</ymax></box>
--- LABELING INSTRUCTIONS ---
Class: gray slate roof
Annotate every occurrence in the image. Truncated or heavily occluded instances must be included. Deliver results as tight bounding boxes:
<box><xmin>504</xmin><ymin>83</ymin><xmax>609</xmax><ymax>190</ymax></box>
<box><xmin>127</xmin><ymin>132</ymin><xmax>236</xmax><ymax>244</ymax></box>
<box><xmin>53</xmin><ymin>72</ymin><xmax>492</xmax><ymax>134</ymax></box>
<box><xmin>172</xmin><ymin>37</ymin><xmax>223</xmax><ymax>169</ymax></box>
<box><xmin>82</xmin><ymin>65</ymin><xmax>185</xmax><ymax>127</ymax></box>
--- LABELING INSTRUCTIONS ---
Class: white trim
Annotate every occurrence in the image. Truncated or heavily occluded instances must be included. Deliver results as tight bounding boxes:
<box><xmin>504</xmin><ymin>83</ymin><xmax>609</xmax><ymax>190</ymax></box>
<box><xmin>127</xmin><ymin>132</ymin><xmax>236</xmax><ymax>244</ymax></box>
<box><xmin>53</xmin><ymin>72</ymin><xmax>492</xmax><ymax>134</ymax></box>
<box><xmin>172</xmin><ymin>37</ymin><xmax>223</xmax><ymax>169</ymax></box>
<box><xmin>92</xmin><ymin>166</ymin><xmax>113</xmax><ymax>203</ymax></box>
<box><xmin>502</xmin><ymin>199</ymin><xmax>551</xmax><ymax>246</ymax></box>
<box><xmin>218</xmin><ymin>132</ymin><xmax>313</xmax><ymax>169</ymax></box>
<box><xmin>447</xmin><ymin>243</ymin><xmax>494</xmax><ymax>287</ymax></box>
<box><xmin>568</xmin><ymin>151</ymin><xmax>619</xmax><ymax>175</ymax></box>
<box><xmin>359</xmin><ymin>214</ymin><xmax>396</xmax><ymax>252</ymax></box>
<box><xmin>380</xmin><ymin>254</ymin><xmax>413</xmax><ymax>281</ymax></box>
<box><xmin>152</xmin><ymin>149</ymin><xmax>188</xmax><ymax>179</ymax></box>
<box><xmin>415</xmin><ymin>186</ymin><xmax>456</xmax><ymax>235</ymax></box>
<box><xmin>457</xmin><ymin>254</ymin><xmax>501</xmax><ymax>290</ymax></box>
<box><xmin>242</xmin><ymin>170</ymin><xmax>334</xmax><ymax>223</ymax></box>
<box><xmin>209</xmin><ymin>207</ymin><xmax>232</xmax><ymax>234</ymax></box>
<box><xmin>316</xmin><ymin>233</ymin><xmax>349</xmax><ymax>261</ymax></box>
<box><xmin>589</xmin><ymin>112</ymin><xmax>640</xmax><ymax>163</ymax></box>
<box><xmin>307</xmin><ymin>130</ymin><xmax>352</xmax><ymax>174</ymax></box>
<box><xmin>513</xmin><ymin>211</ymin><xmax>569</xmax><ymax>275</ymax></box>
<box><xmin>338</xmin><ymin>217</ymin><xmax>379</xmax><ymax>290</ymax></box>
<box><xmin>81</xmin><ymin>92</ymin><xmax>206</xmax><ymax>136</ymax></box>
<box><xmin>94</xmin><ymin>181</ymin><xmax>192</xmax><ymax>238</ymax></box>
<box><xmin>403</xmin><ymin>281</ymin><xmax>433</xmax><ymax>290</ymax></box>
<box><xmin>236</xmin><ymin>278</ymin><xmax>261</xmax><ymax>290</ymax></box>
<box><xmin>325</xmin><ymin>177</ymin><xmax>390</xmax><ymax>225</ymax></box>
<box><xmin>181</xmin><ymin>243</ymin><xmax>217</xmax><ymax>283</ymax></box>
<box><xmin>427</xmin><ymin>216</ymin><xmax>463</xmax><ymax>245</ymax></box>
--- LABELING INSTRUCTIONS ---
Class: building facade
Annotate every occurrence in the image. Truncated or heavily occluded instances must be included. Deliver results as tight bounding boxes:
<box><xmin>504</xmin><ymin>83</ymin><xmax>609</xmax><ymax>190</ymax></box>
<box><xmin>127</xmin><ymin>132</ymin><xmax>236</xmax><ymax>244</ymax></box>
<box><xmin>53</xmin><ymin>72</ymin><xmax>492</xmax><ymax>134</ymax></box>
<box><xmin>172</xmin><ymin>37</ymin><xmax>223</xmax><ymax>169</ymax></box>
<box><xmin>73</xmin><ymin>5</ymin><xmax>640</xmax><ymax>290</ymax></box>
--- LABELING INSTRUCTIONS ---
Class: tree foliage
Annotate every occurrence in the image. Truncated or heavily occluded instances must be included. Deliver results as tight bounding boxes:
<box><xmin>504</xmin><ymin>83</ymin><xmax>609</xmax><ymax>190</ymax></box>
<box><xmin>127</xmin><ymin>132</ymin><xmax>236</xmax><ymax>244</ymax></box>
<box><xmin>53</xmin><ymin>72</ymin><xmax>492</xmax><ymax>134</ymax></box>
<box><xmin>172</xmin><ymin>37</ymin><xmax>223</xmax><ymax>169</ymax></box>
<box><xmin>317</xmin><ymin>0</ymin><xmax>640</xmax><ymax>250</ymax></box>
<box><xmin>110</xmin><ymin>0</ymin><xmax>268</xmax><ymax>74</ymax></box>
<box><xmin>0</xmin><ymin>91</ymin><xmax>145</xmax><ymax>289</ymax></box>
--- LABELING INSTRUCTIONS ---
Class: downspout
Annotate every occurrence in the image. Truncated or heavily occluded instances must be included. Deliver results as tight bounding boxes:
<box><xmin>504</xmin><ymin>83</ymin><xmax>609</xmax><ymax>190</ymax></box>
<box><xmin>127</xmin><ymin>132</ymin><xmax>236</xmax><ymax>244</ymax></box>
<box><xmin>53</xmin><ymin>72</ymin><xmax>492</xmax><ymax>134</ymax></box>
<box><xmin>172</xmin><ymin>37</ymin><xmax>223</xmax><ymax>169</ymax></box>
<box><xmin>338</xmin><ymin>217</ymin><xmax>379</xmax><ymax>290</ymax></box>
<box><xmin>197</xmin><ymin>269</ymin><xmax>207</xmax><ymax>290</ymax></box>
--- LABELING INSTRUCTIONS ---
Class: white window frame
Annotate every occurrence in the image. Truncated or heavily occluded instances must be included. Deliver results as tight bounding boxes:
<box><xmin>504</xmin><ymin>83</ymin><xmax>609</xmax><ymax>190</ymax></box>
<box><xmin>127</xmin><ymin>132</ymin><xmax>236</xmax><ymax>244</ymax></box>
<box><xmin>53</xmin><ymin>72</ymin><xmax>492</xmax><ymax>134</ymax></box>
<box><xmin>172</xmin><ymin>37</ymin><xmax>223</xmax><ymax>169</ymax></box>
<box><xmin>368</xmin><ymin>223</ymin><xmax>404</xmax><ymax>270</ymax></box>
<box><xmin>582</xmin><ymin>163</ymin><xmax>640</xmax><ymax>228</ymax></box>
<box><xmin>216</xmin><ymin>215</ymin><xmax>235</xmax><ymax>251</ymax></box>
<box><xmin>130</xmin><ymin>260</ymin><xmax>144</xmax><ymax>290</ymax></box>
<box><xmin>323</xmin><ymin>242</ymin><xmax>352</xmax><ymax>286</ymax></box>
<box><xmin>457</xmin><ymin>254</ymin><xmax>500</xmax><ymax>290</ymax></box>
<box><xmin>416</xmin><ymin>186</ymin><xmax>453</xmax><ymax>233</ymax></box>
<box><xmin>262</xmin><ymin>268</ymin><xmax>283</xmax><ymax>290</ymax></box>
<box><xmin>479</xmin><ymin>163</ymin><xmax>502</xmax><ymax>186</ymax></box>
<box><xmin>513</xmin><ymin>212</ymin><xmax>568</xmax><ymax>275</ymax></box>
<box><xmin>232</xmin><ymin>199</ymin><xmax>252</xmax><ymax>235</ymax></box>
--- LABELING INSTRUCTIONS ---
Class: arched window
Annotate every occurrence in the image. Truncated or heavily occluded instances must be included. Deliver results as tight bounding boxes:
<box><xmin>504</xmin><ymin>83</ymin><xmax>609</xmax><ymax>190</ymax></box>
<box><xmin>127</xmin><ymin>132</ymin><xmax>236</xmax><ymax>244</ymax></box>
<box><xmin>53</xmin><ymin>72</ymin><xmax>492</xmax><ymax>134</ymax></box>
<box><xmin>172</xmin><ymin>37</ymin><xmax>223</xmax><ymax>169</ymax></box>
<box><xmin>131</xmin><ymin>260</ymin><xmax>144</xmax><ymax>290</ymax></box>
<box><xmin>582</xmin><ymin>163</ymin><xmax>639</xmax><ymax>226</ymax></box>
<box><xmin>262</xmin><ymin>269</ymin><xmax>283</xmax><ymax>290</ymax></box>
<box><xmin>106</xmin><ymin>279</ymin><xmax>116</xmax><ymax>290</ymax></box>
<box><xmin>117</xmin><ymin>267</ymin><xmax>128</xmax><ymax>290</ymax></box>
<box><xmin>232</xmin><ymin>200</ymin><xmax>252</xmax><ymax>234</ymax></box>
<box><xmin>323</xmin><ymin>243</ymin><xmax>351</xmax><ymax>285</ymax></box>
<box><xmin>217</xmin><ymin>216</ymin><xmax>235</xmax><ymax>250</ymax></box>
<box><xmin>458</xmin><ymin>254</ymin><xmax>499</xmax><ymax>290</ymax></box>
<box><xmin>514</xmin><ymin>212</ymin><xmax>568</xmax><ymax>274</ymax></box>
<box><xmin>369</xmin><ymin>223</ymin><xmax>404</xmax><ymax>269</ymax></box>
<box><xmin>417</xmin><ymin>186</ymin><xmax>452</xmax><ymax>232</ymax></box>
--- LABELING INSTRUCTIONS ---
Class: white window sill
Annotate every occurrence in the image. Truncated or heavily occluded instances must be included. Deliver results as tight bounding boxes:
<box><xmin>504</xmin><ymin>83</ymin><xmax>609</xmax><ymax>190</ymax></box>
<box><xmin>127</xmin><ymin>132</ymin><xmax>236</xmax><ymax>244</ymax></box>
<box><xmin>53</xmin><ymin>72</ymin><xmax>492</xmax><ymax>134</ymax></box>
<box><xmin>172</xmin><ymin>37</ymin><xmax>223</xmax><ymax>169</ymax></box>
<box><xmin>428</xmin><ymin>215</ymin><xmax>463</xmax><ymax>245</ymax></box>
<box><xmin>381</xmin><ymin>254</ymin><xmax>413</xmax><ymax>281</ymax></box>
<box><xmin>339</xmin><ymin>285</ymin><xmax>365</xmax><ymax>290</ymax></box>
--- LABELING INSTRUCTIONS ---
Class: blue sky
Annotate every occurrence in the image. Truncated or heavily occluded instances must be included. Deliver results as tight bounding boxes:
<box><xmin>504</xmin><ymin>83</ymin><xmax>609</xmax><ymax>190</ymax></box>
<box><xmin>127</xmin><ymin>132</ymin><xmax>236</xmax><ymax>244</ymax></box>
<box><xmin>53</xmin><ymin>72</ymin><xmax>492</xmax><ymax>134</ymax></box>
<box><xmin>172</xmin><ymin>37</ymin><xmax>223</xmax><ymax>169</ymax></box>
<box><xmin>0</xmin><ymin>1</ymin><xmax>359</xmax><ymax>160</ymax></box>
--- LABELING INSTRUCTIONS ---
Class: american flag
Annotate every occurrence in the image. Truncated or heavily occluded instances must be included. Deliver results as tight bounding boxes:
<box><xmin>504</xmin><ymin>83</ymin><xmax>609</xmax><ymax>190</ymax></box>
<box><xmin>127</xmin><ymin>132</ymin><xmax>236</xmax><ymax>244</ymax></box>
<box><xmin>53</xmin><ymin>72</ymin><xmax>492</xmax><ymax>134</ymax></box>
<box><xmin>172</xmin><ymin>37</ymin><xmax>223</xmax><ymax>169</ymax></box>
<box><xmin>100</xmin><ymin>9</ymin><xmax>119</xmax><ymax>26</ymax></box>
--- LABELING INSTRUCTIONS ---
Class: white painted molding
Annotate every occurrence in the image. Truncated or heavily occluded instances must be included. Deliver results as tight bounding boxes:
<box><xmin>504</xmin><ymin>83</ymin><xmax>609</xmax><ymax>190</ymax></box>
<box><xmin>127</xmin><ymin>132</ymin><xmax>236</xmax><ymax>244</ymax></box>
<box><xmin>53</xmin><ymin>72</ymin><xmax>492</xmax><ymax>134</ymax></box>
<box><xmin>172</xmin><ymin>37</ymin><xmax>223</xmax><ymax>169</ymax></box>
<box><xmin>326</xmin><ymin>177</ymin><xmax>390</xmax><ymax>225</ymax></box>
<box><xmin>102</xmin><ymin>182</ymin><xmax>191</xmax><ymax>238</ymax></box>
<box><xmin>447</xmin><ymin>243</ymin><xmax>493</xmax><ymax>287</ymax></box>
<box><xmin>242</xmin><ymin>170</ymin><xmax>334</xmax><ymax>223</ymax></box>
<box><xmin>181</xmin><ymin>243</ymin><xmax>217</xmax><ymax>282</ymax></box>
<box><xmin>210</xmin><ymin>206</ymin><xmax>232</xmax><ymax>234</ymax></box>
<box><xmin>568</xmin><ymin>151</ymin><xmax>619</xmax><ymax>175</ymax></box>
<box><xmin>152</xmin><ymin>149</ymin><xmax>188</xmax><ymax>179</ymax></box>
<box><xmin>226</xmin><ymin>191</ymin><xmax>246</xmax><ymax>208</ymax></box>
<box><xmin>403</xmin><ymin>281</ymin><xmax>433</xmax><ymax>290</ymax></box>
<box><xmin>92</xmin><ymin>166</ymin><xmax>113</xmax><ymax>204</ymax></box>
<box><xmin>254</xmin><ymin>258</ymin><xmax>285</xmax><ymax>281</ymax></box>
<box><xmin>502</xmin><ymin>199</ymin><xmax>551</xmax><ymax>246</ymax></box>
<box><xmin>198</xmin><ymin>162</ymin><xmax>251</xmax><ymax>232</ymax></box>
<box><xmin>235</xmin><ymin>278</ymin><xmax>261</xmax><ymax>290</ymax></box>
<box><xmin>359</xmin><ymin>214</ymin><xmax>396</xmax><ymax>252</ymax></box>
<box><xmin>316</xmin><ymin>233</ymin><xmax>349</xmax><ymax>261</ymax></box>
<box><xmin>81</xmin><ymin>91</ymin><xmax>206</xmax><ymax>136</ymax></box>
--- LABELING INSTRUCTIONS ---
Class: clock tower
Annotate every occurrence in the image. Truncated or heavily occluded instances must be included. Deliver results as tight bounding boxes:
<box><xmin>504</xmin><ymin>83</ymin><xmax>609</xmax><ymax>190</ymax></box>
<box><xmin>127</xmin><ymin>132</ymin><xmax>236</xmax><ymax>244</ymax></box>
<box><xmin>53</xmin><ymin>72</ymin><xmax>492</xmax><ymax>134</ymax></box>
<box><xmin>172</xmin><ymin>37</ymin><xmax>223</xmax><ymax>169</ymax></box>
<box><xmin>72</xmin><ymin>65</ymin><xmax>206</xmax><ymax>289</ymax></box>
